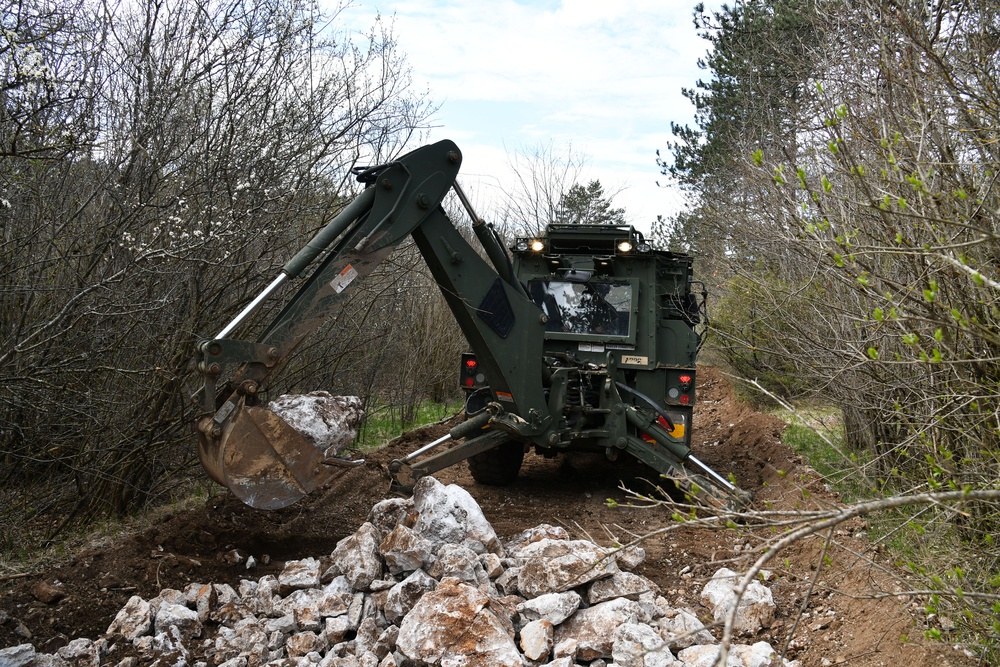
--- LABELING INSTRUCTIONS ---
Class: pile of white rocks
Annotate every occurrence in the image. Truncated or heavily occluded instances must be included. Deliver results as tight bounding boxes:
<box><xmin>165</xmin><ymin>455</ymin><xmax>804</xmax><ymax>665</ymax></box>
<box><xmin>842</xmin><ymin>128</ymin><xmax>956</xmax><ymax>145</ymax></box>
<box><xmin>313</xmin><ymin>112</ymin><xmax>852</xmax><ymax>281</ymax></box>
<box><xmin>1</xmin><ymin>477</ymin><xmax>796</xmax><ymax>667</ymax></box>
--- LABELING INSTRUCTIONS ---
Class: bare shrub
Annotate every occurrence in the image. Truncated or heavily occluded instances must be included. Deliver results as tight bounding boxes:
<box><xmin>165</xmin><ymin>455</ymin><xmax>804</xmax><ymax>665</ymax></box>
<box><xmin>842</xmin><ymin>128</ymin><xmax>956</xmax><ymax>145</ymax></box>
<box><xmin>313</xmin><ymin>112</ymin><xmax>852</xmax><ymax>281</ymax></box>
<box><xmin>0</xmin><ymin>0</ymin><xmax>433</xmax><ymax>545</ymax></box>
<box><xmin>660</xmin><ymin>0</ymin><xmax>1000</xmax><ymax>655</ymax></box>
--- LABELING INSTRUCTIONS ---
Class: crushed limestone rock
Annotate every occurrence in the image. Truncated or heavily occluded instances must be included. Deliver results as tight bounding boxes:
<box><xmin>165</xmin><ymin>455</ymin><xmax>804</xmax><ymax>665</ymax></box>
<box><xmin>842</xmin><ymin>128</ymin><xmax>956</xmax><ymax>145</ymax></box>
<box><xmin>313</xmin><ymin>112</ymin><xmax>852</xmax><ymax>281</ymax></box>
<box><xmin>268</xmin><ymin>392</ymin><xmax>363</xmax><ymax>456</ymax></box>
<box><xmin>13</xmin><ymin>476</ymin><xmax>798</xmax><ymax>667</ymax></box>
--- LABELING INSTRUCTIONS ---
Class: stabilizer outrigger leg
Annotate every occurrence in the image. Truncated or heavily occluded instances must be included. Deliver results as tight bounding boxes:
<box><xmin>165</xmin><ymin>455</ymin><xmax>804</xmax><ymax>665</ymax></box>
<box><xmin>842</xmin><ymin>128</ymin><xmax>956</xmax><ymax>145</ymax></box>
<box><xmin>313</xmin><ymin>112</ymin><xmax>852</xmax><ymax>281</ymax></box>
<box><xmin>387</xmin><ymin>408</ymin><xmax>506</xmax><ymax>492</ymax></box>
<box><xmin>623</xmin><ymin>406</ymin><xmax>752</xmax><ymax>511</ymax></box>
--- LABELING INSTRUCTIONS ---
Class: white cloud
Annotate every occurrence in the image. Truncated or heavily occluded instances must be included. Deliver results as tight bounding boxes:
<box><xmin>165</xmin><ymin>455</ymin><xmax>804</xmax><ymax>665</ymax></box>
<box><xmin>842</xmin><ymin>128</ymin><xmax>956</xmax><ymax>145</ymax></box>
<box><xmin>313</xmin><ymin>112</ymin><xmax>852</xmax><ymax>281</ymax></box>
<box><xmin>337</xmin><ymin>0</ymin><xmax>717</xmax><ymax>230</ymax></box>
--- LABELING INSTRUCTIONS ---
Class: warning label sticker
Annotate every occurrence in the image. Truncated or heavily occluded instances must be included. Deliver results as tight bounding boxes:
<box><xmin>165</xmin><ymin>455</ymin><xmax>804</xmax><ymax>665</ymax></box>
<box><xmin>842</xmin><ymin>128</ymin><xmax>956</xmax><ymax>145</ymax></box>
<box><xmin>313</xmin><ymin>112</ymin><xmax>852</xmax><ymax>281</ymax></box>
<box><xmin>330</xmin><ymin>264</ymin><xmax>359</xmax><ymax>294</ymax></box>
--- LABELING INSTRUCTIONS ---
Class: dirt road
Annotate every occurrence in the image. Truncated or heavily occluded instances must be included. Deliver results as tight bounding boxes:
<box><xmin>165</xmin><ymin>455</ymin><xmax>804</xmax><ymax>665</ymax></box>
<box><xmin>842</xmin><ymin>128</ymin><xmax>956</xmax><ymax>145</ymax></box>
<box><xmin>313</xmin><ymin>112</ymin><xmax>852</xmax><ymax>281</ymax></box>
<box><xmin>0</xmin><ymin>368</ymin><xmax>977</xmax><ymax>666</ymax></box>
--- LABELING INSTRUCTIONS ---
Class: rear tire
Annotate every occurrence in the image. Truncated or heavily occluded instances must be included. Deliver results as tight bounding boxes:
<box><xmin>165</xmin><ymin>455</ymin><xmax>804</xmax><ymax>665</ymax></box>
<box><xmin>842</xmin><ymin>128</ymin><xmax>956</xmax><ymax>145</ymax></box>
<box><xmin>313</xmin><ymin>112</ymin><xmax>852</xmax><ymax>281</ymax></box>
<box><xmin>468</xmin><ymin>438</ymin><xmax>524</xmax><ymax>485</ymax></box>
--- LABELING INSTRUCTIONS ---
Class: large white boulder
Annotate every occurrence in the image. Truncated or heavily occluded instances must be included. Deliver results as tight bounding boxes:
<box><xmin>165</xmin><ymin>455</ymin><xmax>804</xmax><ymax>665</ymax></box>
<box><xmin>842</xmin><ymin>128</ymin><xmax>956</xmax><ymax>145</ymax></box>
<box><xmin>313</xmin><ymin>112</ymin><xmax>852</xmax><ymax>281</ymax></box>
<box><xmin>520</xmin><ymin>619</ymin><xmax>555</xmax><ymax>661</ymax></box>
<box><xmin>552</xmin><ymin>597</ymin><xmax>642</xmax><ymax>661</ymax></box>
<box><xmin>329</xmin><ymin>523</ymin><xmax>383</xmax><ymax>590</ymax></box>
<box><xmin>278</xmin><ymin>557</ymin><xmax>322</xmax><ymax>592</ymax></box>
<box><xmin>0</xmin><ymin>644</ymin><xmax>36</xmax><ymax>667</ymax></box>
<box><xmin>678</xmin><ymin>641</ymin><xmax>799</xmax><ymax>667</ymax></box>
<box><xmin>106</xmin><ymin>595</ymin><xmax>152</xmax><ymax>641</ymax></box>
<box><xmin>55</xmin><ymin>638</ymin><xmax>99</xmax><ymax>667</ymax></box>
<box><xmin>612</xmin><ymin>622</ymin><xmax>675</xmax><ymax>667</ymax></box>
<box><xmin>379</xmin><ymin>524</ymin><xmax>433</xmax><ymax>574</ymax></box>
<box><xmin>505</xmin><ymin>524</ymin><xmax>570</xmax><ymax>554</ymax></box>
<box><xmin>383</xmin><ymin>569</ymin><xmax>438</xmax><ymax>626</ymax></box>
<box><xmin>396</xmin><ymin>578</ymin><xmax>521</xmax><ymax>667</ymax></box>
<box><xmin>517</xmin><ymin>591</ymin><xmax>582</xmax><ymax>625</ymax></box>
<box><xmin>268</xmin><ymin>392</ymin><xmax>363</xmax><ymax>455</ymax></box>
<box><xmin>516</xmin><ymin>538</ymin><xmax>618</xmax><ymax>598</ymax></box>
<box><xmin>427</xmin><ymin>543</ymin><xmax>490</xmax><ymax>586</ymax></box>
<box><xmin>411</xmin><ymin>477</ymin><xmax>503</xmax><ymax>557</ymax></box>
<box><xmin>154</xmin><ymin>602</ymin><xmax>202</xmax><ymax>641</ymax></box>
<box><xmin>700</xmin><ymin>567</ymin><xmax>775</xmax><ymax>635</ymax></box>
<box><xmin>587</xmin><ymin>571</ymin><xmax>657</xmax><ymax>604</ymax></box>
<box><xmin>655</xmin><ymin>608</ymin><xmax>715</xmax><ymax>649</ymax></box>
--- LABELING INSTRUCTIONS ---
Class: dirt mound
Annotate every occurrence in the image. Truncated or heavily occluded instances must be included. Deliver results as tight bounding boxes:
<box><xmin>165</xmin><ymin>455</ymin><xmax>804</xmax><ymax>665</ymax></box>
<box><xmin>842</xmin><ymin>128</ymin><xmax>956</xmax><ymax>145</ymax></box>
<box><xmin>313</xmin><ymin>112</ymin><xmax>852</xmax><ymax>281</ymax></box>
<box><xmin>0</xmin><ymin>367</ymin><xmax>976</xmax><ymax>666</ymax></box>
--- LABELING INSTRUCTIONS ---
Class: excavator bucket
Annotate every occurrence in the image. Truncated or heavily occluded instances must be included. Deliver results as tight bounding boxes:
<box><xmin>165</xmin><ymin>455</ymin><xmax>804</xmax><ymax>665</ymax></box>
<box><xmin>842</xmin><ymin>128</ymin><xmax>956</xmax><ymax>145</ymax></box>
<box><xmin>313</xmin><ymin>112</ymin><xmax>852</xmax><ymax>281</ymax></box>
<box><xmin>198</xmin><ymin>400</ymin><xmax>337</xmax><ymax>510</ymax></box>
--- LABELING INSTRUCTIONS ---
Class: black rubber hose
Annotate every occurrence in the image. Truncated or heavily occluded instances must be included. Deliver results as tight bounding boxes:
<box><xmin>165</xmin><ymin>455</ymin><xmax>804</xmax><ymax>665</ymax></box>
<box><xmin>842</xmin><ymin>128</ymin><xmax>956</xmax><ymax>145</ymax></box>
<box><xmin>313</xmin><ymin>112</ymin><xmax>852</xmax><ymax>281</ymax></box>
<box><xmin>615</xmin><ymin>382</ymin><xmax>675</xmax><ymax>431</ymax></box>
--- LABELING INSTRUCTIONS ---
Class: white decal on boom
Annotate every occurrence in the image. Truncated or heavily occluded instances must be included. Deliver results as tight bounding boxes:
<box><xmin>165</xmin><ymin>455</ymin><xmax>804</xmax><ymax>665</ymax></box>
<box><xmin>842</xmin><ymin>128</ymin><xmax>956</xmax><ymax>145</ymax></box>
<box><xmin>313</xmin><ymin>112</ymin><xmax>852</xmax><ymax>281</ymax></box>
<box><xmin>330</xmin><ymin>264</ymin><xmax>359</xmax><ymax>294</ymax></box>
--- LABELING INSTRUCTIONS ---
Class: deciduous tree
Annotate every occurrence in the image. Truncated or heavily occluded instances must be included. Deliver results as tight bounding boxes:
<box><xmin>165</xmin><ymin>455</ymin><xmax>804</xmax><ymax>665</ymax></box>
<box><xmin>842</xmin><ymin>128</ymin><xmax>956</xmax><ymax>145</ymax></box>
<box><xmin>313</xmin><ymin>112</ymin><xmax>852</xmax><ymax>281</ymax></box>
<box><xmin>661</xmin><ymin>0</ymin><xmax>1000</xmax><ymax>656</ymax></box>
<box><xmin>0</xmin><ymin>0</ymin><xmax>434</xmax><ymax>538</ymax></box>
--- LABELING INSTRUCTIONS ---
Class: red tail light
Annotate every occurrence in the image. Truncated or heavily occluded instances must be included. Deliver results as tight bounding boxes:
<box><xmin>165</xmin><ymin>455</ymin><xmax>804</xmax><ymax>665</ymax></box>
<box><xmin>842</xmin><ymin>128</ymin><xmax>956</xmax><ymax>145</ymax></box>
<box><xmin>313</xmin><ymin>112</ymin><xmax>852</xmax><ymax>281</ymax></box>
<box><xmin>460</xmin><ymin>352</ymin><xmax>487</xmax><ymax>391</ymax></box>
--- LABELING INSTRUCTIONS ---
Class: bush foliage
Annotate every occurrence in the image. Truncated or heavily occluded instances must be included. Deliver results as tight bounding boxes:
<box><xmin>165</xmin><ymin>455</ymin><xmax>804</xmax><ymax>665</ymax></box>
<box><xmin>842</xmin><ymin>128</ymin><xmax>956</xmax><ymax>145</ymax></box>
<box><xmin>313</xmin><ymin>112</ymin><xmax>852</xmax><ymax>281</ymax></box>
<box><xmin>661</xmin><ymin>0</ymin><xmax>1000</xmax><ymax>656</ymax></box>
<box><xmin>0</xmin><ymin>0</ymin><xmax>463</xmax><ymax>546</ymax></box>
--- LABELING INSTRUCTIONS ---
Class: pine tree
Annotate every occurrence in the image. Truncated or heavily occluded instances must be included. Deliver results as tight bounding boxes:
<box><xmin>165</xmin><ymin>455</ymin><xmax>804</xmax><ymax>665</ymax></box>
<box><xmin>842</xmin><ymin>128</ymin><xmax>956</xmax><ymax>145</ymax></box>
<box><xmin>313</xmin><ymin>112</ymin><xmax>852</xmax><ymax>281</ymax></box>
<box><xmin>661</xmin><ymin>0</ymin><xmax>819</xmax><ymax>189</ymax></box>
<box><xmin>555</xmin><ymin>180</ymin><xmax>626</xmax><ymax>225</ymax></box>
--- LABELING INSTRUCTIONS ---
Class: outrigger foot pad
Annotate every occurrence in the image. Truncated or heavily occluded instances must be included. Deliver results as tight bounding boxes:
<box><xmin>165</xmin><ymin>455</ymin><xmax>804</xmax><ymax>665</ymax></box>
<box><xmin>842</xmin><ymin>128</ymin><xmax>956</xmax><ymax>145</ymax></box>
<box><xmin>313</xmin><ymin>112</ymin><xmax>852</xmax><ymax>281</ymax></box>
<box><xmin>323</xmin><ymin>453</ymin><xmax>366</xmax><ymax>468</ymax></box>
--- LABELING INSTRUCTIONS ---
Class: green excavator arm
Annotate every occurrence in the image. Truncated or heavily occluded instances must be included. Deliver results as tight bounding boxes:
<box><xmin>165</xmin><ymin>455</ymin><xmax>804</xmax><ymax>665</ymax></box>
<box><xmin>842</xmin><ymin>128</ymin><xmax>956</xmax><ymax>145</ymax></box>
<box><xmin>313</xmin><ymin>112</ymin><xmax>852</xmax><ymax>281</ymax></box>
<box><xmin>192</xmin><ymin>140</ymin><xmax>552</xmax><ymax>508</ymax></box>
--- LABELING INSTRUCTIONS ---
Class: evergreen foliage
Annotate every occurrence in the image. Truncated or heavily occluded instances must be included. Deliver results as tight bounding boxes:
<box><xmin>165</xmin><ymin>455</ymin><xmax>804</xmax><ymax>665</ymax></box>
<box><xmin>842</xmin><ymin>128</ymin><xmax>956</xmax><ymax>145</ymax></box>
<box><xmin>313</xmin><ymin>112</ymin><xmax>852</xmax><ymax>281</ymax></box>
<box><xmin>556</xmin><ymin>180</ymin><xmax>626</xmax><ymax>226</ymax></box>
<box><xmin>662</xmin><ymin>0</ymin><xmax>819</xmax><ymax>190</ymax></box>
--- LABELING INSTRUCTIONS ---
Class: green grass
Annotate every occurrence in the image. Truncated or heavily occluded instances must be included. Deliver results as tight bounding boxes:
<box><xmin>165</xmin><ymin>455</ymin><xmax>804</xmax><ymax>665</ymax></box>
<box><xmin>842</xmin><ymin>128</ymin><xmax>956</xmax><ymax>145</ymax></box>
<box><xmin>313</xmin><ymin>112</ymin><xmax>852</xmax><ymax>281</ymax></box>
<box><xmin>774</xmin><ymin>407</ymin><xmax>872</xmax><ymax>502</ymax></box>
<box><xmin>354</xmin><ymin>399</ymin><xmax>463</xmax><ymax>450</ymax></box>
<box><xmin>782</xmin><ymin>423</ymin><xmax>846</xmax><ymax>479</ymax></box>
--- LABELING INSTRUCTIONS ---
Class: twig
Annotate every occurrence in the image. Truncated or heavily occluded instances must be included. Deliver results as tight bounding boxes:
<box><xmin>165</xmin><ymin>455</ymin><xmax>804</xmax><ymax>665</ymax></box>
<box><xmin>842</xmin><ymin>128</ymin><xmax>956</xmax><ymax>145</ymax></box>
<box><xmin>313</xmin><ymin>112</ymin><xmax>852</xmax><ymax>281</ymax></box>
<box><xmin>713</xmin><ymin>489</ymin><xmax>1000</xmax><ymax>666</ymax></box>
<box><xmin>780</xmin><ymin>525</ymin><xmax>835</xmax><ymax>661</ymax></box>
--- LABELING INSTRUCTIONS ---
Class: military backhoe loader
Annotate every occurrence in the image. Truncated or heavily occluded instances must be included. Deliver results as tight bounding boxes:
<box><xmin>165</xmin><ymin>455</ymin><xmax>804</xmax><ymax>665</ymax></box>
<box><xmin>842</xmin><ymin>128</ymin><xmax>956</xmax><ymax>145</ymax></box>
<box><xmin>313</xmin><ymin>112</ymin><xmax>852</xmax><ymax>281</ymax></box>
<box><xmin>191</xmin><ymin>140</ymin><xmax>748</xmax><ymax>511</ymax></box>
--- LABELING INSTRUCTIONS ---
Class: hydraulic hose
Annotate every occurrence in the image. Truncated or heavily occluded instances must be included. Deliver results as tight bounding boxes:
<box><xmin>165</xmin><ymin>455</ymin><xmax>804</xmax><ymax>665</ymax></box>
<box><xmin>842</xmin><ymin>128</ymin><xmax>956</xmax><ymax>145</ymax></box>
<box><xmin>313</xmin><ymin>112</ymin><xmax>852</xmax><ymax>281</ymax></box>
<box><xmin>615</xmin><ymin>382</ymin><xmax>675</xmax><ymax>431</ymax></box>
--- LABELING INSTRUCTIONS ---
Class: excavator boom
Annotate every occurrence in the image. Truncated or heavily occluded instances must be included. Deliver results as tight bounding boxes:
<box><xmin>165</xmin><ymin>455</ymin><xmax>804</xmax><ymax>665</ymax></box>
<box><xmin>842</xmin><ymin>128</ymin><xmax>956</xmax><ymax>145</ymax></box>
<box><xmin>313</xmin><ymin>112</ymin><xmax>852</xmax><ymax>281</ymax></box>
<box><xmin>194</xmin><ymin>141</ymin><xmax>464</xmax><ymax>507</ymax></box>
<box><xmin>192</xmin><ymin>140</ymin><xmax>551</xmax><ymax>508</ymax></box>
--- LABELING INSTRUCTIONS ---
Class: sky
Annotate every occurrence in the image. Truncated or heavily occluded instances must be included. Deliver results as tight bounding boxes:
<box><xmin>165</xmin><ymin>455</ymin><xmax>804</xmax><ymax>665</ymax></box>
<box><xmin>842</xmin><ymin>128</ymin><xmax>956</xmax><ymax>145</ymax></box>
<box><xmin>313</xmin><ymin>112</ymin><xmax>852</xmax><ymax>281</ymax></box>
<box><xmin>338</xmin><ymin>0</ymin><xmax>716</xmax><ymax>233</ymax></box>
